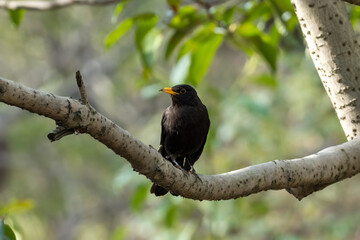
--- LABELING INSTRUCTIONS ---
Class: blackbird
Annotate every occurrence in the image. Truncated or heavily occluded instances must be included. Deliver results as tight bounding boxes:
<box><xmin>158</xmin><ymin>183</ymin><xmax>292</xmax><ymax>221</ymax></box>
<box><xmin>150</xmin><ymin>84</ymin><xmax>210</xmax><ymax>196</ymax></box>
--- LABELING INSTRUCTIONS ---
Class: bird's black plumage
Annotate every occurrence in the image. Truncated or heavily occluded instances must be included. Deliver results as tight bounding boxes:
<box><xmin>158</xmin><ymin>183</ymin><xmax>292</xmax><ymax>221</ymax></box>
<box><xmin>151</xmin><ymin>84</ymin><xmax>210</xmax><ymax>196</ymax></box>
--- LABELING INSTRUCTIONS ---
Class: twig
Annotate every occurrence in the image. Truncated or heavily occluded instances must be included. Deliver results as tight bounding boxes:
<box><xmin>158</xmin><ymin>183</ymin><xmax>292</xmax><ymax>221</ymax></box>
<box><xmin>48</xmin><ymin>71</ymin><xmax>89</xmax><ymax>142</ymax></box>
<box><xmin>75</xmin><ymin>70</ymin><xmax>89</xmax><ymax>106</ymax></box>
<box><xmin>48</xmin><ymin>125</ymin><xmax>75</xmax><ymax>142</ymax></box>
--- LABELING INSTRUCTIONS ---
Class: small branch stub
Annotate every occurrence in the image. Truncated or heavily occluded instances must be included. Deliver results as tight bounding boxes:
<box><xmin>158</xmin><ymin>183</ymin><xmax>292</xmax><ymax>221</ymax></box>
<box><xmin>47</xmin><ymin>71</ymin><xmax>89</xmax><ymax>142</ymax></box>
<box><xmin>76</xmin><ymin>70</ymin><xmax>89</xmax><ymax>106</ymax></box>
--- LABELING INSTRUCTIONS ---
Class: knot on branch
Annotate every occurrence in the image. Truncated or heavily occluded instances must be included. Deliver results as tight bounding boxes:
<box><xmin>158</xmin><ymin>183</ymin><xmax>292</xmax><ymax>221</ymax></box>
<box><xmin>48</xmin><ymin>70</ymin><xmax>89</xmax><ymax>142</ymax></box>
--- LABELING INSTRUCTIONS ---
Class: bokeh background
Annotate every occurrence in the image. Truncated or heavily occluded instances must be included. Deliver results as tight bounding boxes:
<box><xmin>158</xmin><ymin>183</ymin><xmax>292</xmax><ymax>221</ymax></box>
<box><xmin>0</xmin><ymin>0</ymin><xmax>360</xmax><ymax>239</ymax></box>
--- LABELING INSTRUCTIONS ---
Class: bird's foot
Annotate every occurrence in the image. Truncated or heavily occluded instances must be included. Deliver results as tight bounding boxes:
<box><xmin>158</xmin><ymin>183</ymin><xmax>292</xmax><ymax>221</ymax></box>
<box><xmin>157</xmin><ymin>145</ymin><xmax>164</xmax><ymax>153</ymax></box>
<box><xmin>189</xmin><ymin>166</ymin><xmax>203</xmax><ymax>183</ymax></box>
<box><xmin>171</xmin><ymin>160</ymin><xmax>189</xmax><ymax>175</ymax></box>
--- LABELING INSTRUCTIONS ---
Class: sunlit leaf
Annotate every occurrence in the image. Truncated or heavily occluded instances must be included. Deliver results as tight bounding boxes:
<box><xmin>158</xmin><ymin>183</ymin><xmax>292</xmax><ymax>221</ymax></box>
<box><xmin>0</xmin><ymin>199</ymin><xmax>34</xmax><ymax>216</ymax></box>
<box><xmin>237</xmin><ymin>22</ymin><xmax>262</xmax><ymax>37</ymax></box>
<box><xmin>169</xmin><ymin>6</ymin><xmax>197</xmax><ymax>29</ymax></box>
<box><xmin>105</xmin><ymin>18</ymin><xmax>134</xmax><ymax>48</ymax></box>
<box><xmin>7</xmin><ymin>9</ymin><xmax>25</xmax><ymax>28</ymax></box>
<box><xmin>177</xmin><ymin>24</ymin><xmax>217</xmax><ymax>60</ymax></box>
<box><xmin>134</xmin><ymin>14</ymin><xmax>162</xmax><ymax>78</ymax></box>
<box><xmin>111</xmin><ymin>0</ymin><xmax>130</xmax><ymax>23</ymax></box>
<box><xmin>187</xmin><ymin>32</ymin><xmax>223</xmax><ymax>85</ymax></box>
<box><xmin>237</xmin><ymin>22</ymin><xmax>278</xmax><ymax>71</ymax></box>
<box><xmin>170</xmin><ymin>53</ymin><xmax>191</xmax><ymax>85</ymax></box>
<box><xmin>134</xmin><ymin>14</ymin><xmax>158</xmax><ymax>50</ymax></box>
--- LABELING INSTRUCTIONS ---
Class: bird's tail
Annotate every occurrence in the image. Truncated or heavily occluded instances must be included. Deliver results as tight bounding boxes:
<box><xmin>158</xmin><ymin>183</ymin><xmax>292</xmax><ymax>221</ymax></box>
<box><xmin>150</xmin><ymin>184</ymin><xmax>168</xmax><ymax>196</ymax></box>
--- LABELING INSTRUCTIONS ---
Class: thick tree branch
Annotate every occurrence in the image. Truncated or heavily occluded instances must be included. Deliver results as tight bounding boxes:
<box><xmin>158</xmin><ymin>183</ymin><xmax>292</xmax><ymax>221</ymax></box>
<box><xmin>292</xmin><ymin>0</ymin><xmax>360</xmax><ymax>141</ymax></box>
<box><xmin>0</xmin><ymin>0</ymin><xmax>120</xmax><ymax>11</ymax></box>
<box><xmin>288</xmin><ymin>0</ymin><xmax>360</xmax><ymax>198</ymax></box>
<box><xmin>1</xmin><ymin>76</ymin><xmax>360</xmax><ymax>201</ymax></box>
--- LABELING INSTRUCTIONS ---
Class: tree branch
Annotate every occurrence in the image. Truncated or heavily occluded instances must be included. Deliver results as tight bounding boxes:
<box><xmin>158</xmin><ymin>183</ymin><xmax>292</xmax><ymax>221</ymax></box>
<box><xmin>0</xmin><ymin>0</ymin><xmax>120</xmax><ymax>11</ymax></box>
<box><xmin>288</xmin><ymin>0</ymin><xmax>360</xmax><ymax>198</ymax></box>
<box><xmin>1</xmin><ymin>75</ymin><xmax>360</xmax><ymax>201</ymax></box>
<box><xmin>342</xmin><ymin>0</ymin><xmax>360</xmax><ymax>5</ymax></box>
<box><xmin>292</xmin><ymin>0</ymin><xmax>360</xmax><ymax>141</ymax></box>
<box><xmin>0</xmin><ymin>0</ymin><xmax>359</xmax><ymax>12</ymax></box>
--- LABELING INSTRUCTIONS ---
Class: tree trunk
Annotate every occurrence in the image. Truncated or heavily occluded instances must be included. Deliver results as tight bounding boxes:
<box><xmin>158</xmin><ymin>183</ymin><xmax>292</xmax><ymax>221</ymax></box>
<box><xmin>292</xmin><ymin>0</ymin><xmax>360</xmax><ymax>140</ymax></box>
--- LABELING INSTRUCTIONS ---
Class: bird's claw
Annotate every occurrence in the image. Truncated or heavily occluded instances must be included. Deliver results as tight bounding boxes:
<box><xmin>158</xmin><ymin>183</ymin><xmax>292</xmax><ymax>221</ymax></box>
<box><xmin>189</xmin><ymin>167</ymin><xmax>203</xmax><ymax>183</ymax></box>
<box><xmin>171</xmin><ymin>160</ymin><xmax>189</xmax><ymax>175</ymax></box>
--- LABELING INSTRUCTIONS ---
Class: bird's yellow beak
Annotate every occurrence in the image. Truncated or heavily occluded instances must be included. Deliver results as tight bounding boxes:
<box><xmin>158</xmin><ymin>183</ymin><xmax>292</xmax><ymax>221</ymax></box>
<box><xmin>160</xmin><ymin>87</ymin><xmax>179</xmax><ymax>95</ymax></box>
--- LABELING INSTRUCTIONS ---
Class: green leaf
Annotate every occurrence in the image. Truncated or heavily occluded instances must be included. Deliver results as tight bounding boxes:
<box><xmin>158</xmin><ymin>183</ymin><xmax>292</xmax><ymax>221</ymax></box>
<box><xmin>134</xmin><ymin>14</ymin><xmax>161</xmax><ymax>78</ymax></box>
<box><xmin>130</xmin><ymin>185</ymin><xmax>148</xmax><ymax>211</ymax></box>
<box><xmin>168</xmin><ymin>5</ymin><xmax>206</xmax><ymax>30</ymax></box>
<box><xmin>173</xmin><ymin>24</ymin><xmax>224</xmax><ymax>85</ymax></box>
<box><xmin>176</xmin><ymin>24</ymin><xmax>216</xmax><ymax>60</ymax></box>
<box><xmin>7</xmin><ymin>9</ymin><xmax>25</xmax><ymax>28</ymax></box>
<box><xmin>237</xmin><ymin>22</ymin><xmax>262</xmax><ymax>37</ymax></box>
<box><xmin>252</xmin><ymin>74</ymin><xmax>277</xmax><ymax>88</ymax></box>
<box><xmin>0</xmin><ymin>221</ymin><xmax>16</xmax><ymax>240</ymax></box>
<box><xmin>0</xmin><ymin>199</ymin><xmax>34</xmax><ymax>216</ymax></box>
<box><xmin>237</xmin><ymin>22</ymin><xmax>278</xmax><ymax>71</ymax></box>
<box><xmin>111</xmin><ymin>0</ymin><xmax>130</xmax><ymax>23</ymax></box>
<box><xmin>165</xmin><ymin>29</ymin><xmax>190</xmax><ymax>59</ymax></box>
<box><xmin>222</xmin><ymin>6</ymin><xmax>235</xmax><ymax>25</ymax></box>
<box><xmin>170</xmin><ymin>53</ymin><xmax>191</xmax><ymax>85</ymax></box>
<box><xmin>186</xmin><ymin>31</ymin><xmax>224</xmax><ymax>85</ymax></box>
<box><xmin>104</xmin><ymin>18</ymin><xmax>134</xmax><ymax>48</ymax></box>
<box><xmin>252</xmin><ymin>35</ymin><xmax>277</xmax><ymax>71</ymax></box>
<box><xmin>134</xmin><ymin>14</ymin><xmax>158</xmax><ymax>50</ymax></box>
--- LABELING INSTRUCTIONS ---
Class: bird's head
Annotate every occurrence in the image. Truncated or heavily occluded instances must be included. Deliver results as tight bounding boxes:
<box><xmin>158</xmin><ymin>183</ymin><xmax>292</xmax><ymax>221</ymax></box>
<box><xmin>160</xmin><ymin>84</ymin><xmax>201</xmax><ymax>106</ymax></box>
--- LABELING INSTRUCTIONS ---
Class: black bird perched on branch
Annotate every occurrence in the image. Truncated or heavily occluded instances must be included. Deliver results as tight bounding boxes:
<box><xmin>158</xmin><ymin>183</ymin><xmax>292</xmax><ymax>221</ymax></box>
<box><xmin>151</xmin><ymin>84</ymin><xmax>210</xmax><ymax>196</ymax></box>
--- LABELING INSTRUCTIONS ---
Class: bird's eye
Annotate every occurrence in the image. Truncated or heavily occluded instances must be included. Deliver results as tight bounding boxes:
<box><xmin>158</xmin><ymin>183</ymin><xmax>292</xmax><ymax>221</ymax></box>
<box><xmin>180</xmin><ymin>88</ymin><xmax>186</xmax><ymax>94</ymax></box>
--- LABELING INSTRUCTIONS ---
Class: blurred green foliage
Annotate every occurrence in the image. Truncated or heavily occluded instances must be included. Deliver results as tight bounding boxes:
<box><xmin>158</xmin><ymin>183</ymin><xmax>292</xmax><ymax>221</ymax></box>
<box><xmin>1</xmin><ymin>0</ymin><xmax>360</xmax><ymax>240</ymax></box>
<box><xmin>0</xmin><ymin>220</ymin><xmax>16</xmax><ymax>240</ymax></box>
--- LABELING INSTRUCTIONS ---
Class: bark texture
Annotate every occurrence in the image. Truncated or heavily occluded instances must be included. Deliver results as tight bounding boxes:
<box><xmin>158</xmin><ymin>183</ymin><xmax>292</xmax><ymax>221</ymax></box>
<box><xmin>1</xmin><ymin>76</ymin><xmax>360</xmax><ymax>200</ymax></box>
<box><xmin>292</xmin><ymin>0</ymin><xmax>360</xmax><ymax>140</ymax></box>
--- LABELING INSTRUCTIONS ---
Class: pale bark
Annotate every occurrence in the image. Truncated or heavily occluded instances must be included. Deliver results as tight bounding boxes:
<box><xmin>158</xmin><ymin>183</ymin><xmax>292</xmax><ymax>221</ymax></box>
<box><xmin>288</xmin><ymin>0</ymin><xmax>360</xmax><ymax>198</ymax></box>
<box><xmin>292</xmin><ymin>0</ymin><xmax>360</xmax><ymax>141</ymax></box>
<box><xmin>1</xmin><ymin>76</ymin><xmax>360</xmax><ymax>200</ymax></box>
<box><xmin>1</xmin><ymin>0</ymin><xmax>360</xmax><ymax>200</ymax></box>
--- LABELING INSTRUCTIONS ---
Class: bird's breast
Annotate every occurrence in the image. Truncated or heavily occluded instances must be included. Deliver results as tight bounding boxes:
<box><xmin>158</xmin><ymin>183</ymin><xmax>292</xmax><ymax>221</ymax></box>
<box><xmin>162</xmin><ymin>105</ymin><xmax>209</xmax><ymax>156</ymax></box>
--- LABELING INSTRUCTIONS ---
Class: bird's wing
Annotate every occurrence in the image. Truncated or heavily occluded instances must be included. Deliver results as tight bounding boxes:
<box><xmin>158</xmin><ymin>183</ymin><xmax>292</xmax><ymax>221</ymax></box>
<box><xmin>188</xmin><ymin>120</ymin><xmax>210</xmax><ymax>166</ymax></box>
<box><xmin>159</xmin><ymin>113</ymin><xmax>167</xmax><ymax>156</ymax></box>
